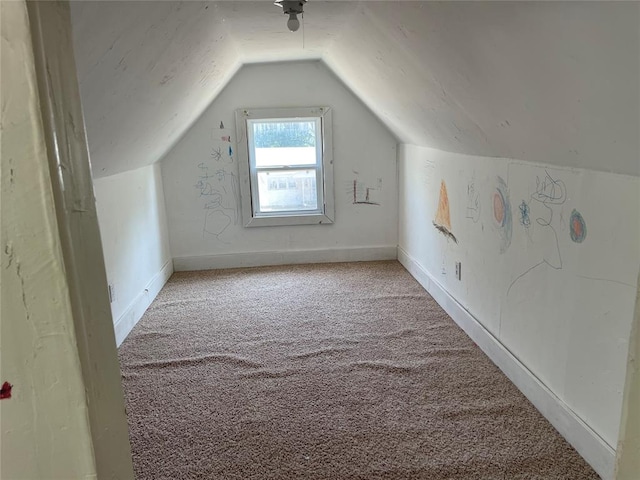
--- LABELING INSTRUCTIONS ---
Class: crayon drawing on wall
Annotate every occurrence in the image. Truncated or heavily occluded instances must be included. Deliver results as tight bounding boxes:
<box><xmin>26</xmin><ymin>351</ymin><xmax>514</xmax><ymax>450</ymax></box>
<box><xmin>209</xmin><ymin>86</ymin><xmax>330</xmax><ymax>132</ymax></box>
<box><xmin>570</xmin><ymin>209</ymin><xmax>587</xmax><ymax>243</ymax></box>
<box><xmin>194</xmin><ymin>162</ymin><xmax>240</xmax><ymax>242</ymax></box>
<box><xmin>433</xmin><ymin>180</ymin><xmax>457</xmax><ymax>243</ymax></box>
<box><xmin>493</xmin><ymin>176</ymin><xmax>512</xmax><ymax>253</ymax></box>
<box><xmin>506</xmin><ymin>169</ymin><xmax>566</xmax><ymax>296</ymax></box>
<box><xmin>349</xmin><ymin>178</ymin><xmax>382</xmax><ymax>205</ymax></box>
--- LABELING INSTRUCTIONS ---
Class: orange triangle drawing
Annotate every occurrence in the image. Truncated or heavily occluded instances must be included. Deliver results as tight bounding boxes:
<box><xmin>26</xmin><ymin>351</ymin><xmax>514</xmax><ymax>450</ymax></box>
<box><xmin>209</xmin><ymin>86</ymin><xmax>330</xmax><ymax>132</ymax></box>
<box><xmin>433</xmin><ymin>180</ymin><xmax>457</xmax><ymax>243</ymax></box>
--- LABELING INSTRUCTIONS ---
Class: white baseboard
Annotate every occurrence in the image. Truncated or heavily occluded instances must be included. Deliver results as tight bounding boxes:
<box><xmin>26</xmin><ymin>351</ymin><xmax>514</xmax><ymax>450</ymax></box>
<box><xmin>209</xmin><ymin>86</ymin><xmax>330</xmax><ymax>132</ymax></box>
<box><xmin>114</xmin><ymin>259</ymin><xmax>173</xmax><ymax>347</ymax></box>
<box><xmin>398</xmin><ymin>246</ymin><xmax>615</xmax><ymax>480</ymax></box>
<box><xmin>173</xmin><ymin>246</ymin><xmax>398</xmax><ymax>271</ymax></box>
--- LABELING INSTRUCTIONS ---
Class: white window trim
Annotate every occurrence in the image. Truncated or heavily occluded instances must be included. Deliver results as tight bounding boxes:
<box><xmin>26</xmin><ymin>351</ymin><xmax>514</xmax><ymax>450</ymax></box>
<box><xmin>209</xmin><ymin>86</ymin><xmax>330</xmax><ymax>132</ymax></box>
<box><xmin>235</xmin><ymin>106</ymin><xmax>335</xmax><ymax>227</ymax></box>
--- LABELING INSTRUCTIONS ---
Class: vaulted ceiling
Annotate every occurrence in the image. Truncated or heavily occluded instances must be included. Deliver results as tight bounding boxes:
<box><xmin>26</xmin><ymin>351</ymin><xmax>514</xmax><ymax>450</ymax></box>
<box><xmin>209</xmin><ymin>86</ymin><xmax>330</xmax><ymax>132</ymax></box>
<box><xmin>70</xmin><ymin>1</ymin><xmax>639</xmax><ymax>178</ymax></box>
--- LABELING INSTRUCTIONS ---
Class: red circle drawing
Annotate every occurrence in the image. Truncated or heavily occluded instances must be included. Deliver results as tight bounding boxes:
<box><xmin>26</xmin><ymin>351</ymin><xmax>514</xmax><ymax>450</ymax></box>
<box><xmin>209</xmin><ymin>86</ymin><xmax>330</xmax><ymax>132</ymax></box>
<box><xmin>570</xmin><ymin>209</ymin><xmax>586</xmax><ymax>243</ymax></box>
<box><xmin>572</xmin><ymin>217</ymin><xmax>582</xmax><ymax>237</ymax></box>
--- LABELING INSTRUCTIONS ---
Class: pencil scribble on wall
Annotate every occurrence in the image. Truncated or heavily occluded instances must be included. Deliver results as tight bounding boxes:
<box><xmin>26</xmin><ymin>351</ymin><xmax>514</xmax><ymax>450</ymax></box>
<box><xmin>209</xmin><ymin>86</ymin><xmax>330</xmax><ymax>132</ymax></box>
<box><xmin>569</xmin><ymin>209</ymin><xmax>587</xmax><ymax>243</ymax></box>
<box><xmin>492</xmin><ymin>176</ymin><xmax>512</xmax><ymax>253</ymax></box>
<box><xmin>210</xmin><ymin>146</ymin><xmax>223</xmax><ymax>162</ymax></box>
<box><xmin>507</xmin><ymin>170</ymin><xmax>566</xmax><ymax>295</ymax></box>
<box><xmin>195</xmin><ymin>163</ymin><xmax>239</xmax><ymax>241</ymax></box>
<box><xmin>347</xmin><ymin>178</ymin><xmax>382</xmax><ymax>205</ymax></box>
<box><xmin>531</xmin><ymin>170</ymin><xmax>566</xmax><ymax>206</ymax></box>
<box><xmin>465</xmin><ymin>173</ymin><xmax>481</xmax><ymax>223</ymax></box>
<box><xmin>433</xmin><ymin>180</ymin><xmax>457</xmax><ymax>243</ymax></box>
<box><xmin>519</xmin><ymin>200</ymin><xmax>531</xmax><ymax>228</ymax></box>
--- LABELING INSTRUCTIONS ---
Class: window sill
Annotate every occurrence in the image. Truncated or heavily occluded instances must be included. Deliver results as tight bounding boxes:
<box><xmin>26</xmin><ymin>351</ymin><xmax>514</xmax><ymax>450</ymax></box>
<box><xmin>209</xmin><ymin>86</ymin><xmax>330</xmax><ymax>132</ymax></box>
<box><xmin>244</xmin><ymin>212</ymin><xmax>334</xmax><ymax>227</ymax></box>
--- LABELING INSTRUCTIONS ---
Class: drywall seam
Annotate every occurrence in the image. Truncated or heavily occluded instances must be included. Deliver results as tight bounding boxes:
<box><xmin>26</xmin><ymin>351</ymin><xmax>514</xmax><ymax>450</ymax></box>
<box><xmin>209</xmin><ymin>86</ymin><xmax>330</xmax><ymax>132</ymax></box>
<box><xmin>398</xmin><ymin>246</ymin><xmax>616</xmax><ymax>480</ymax></box>
<box><xmin>114</xmin><ymin>259</ymin><xmax>174</xmax><ymax>347</ymax></box>
<box><xmin>173</xmin><ymin>246</ymin><xmax>397</xmax><ymax>271</ymax></box>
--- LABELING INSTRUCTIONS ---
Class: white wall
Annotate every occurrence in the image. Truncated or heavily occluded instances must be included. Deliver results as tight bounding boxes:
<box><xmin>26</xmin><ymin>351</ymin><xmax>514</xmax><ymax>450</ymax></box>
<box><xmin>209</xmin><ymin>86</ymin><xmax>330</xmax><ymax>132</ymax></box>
<box><xmin>94</xmin><ymin>164</ymin><xmax>172</xmax><ymax>345</ymax></box>
<box><xmin>399</xmin><ymin>144</ymin><xmax>640</xmax><ymax>454</ymax></box>
<box><xmin>162</xmin><ymin>61</ymin><xmax>398</xmax><ymax>269</ymax></box>
<box><xmin>1</xmin><ymin>2</ymin><xmax>96</xmax><ymax>476</ymax></box>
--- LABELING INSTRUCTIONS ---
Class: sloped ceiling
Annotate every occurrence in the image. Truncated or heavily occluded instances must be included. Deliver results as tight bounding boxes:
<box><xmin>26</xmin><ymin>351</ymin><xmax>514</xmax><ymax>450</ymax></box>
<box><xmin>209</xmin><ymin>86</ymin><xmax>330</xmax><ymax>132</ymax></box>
<box><xmin>71</xmin><ymin>1</ymin><xmax>639</xmax><ymax>178</ymax></box>
<box><xmin>324</xmin><ymin>2</ymin><xmax>639</xmax><ymax>176</ymax></box>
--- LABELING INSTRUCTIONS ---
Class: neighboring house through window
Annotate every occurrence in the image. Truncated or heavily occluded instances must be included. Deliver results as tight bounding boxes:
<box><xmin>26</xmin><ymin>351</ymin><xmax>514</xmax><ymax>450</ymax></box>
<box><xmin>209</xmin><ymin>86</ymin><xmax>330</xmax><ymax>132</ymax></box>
<box><xmin>235</xmin><ymin>107</ymin><xmax>334</xmax><ymax>227</ymax></box>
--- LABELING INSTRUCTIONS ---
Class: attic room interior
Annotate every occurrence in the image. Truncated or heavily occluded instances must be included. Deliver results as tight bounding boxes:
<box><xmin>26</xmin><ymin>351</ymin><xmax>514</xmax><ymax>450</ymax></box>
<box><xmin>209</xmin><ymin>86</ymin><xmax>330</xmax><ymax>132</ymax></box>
<box><xmin>2</xmin><ymin>0</ymin><xmax>639</xmax><ymax>479</ymax></box>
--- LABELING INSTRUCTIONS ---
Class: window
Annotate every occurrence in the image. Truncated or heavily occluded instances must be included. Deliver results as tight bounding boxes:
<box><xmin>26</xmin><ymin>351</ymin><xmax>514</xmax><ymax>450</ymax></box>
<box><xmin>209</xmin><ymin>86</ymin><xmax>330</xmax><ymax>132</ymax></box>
<box><xmin>235</xmin><ymin>107</ymin><xmax>334</xmax><ymax>227</ymax></box>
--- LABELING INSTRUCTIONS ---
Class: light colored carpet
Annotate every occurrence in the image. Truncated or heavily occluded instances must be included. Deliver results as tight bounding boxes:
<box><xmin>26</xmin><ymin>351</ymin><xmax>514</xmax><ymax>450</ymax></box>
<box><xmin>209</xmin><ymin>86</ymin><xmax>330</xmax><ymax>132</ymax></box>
<box><xmin>119</xmin><ymin>261</ymin><xmax>599</xmax><ymax>479</ymax></box>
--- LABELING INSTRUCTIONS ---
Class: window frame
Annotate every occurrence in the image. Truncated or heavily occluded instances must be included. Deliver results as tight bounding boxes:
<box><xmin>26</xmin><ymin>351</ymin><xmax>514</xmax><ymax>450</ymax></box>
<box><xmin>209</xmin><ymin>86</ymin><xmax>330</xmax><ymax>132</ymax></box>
<box><xmin>235</xmin><ymin>106</ymin><xmax>335</xmax><ymax>227</ymax></box>
<box><xmin>247</xmin><ymin>116</ymin><xmax>323</xmax><ymax>217</ymax></box>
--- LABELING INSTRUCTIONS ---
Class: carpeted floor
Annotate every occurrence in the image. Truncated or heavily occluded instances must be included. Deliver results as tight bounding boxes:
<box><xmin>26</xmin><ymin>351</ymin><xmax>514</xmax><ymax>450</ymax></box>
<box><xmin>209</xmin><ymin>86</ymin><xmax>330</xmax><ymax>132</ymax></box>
<box><xmin>119</xmin><ymin>261</ymin><xmax>599</xmax><ymax>479</ymax></box>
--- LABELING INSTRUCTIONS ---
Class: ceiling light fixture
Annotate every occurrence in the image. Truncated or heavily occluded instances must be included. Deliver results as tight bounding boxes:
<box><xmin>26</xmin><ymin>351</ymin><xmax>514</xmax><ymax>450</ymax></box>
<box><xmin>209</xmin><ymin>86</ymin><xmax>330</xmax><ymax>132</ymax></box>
<box><xmin>274</xmin><ymin>0</ymin><xmax>306</xmax><ymax>33</ymax></box>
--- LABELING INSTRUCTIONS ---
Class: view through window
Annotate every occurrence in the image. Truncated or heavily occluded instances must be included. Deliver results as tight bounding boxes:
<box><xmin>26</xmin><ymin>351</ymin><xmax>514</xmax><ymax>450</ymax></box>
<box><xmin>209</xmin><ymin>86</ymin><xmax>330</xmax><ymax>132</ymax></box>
<box><xmin>250</xmin><ymin>119</ymin><xmax>320</xmax><ymax>214</ymax></box>
<box><xmin>236</xmin><ymin>107</ymin><xmax>334</xmax><ymax>227</ymax></box>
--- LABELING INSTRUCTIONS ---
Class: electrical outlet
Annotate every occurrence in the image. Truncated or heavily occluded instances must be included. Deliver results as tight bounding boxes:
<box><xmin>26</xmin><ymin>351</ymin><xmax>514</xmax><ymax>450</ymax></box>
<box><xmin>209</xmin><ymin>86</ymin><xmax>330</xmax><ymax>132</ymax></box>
<box><xmin>108</xmin><ymin>284</ymin><xmax>116</xmax><ymax>303</ymax></box>
<box><xmin>455</xmin><ymin>262</ymin><xmax>462</xmax><ymax>281</ymax></box>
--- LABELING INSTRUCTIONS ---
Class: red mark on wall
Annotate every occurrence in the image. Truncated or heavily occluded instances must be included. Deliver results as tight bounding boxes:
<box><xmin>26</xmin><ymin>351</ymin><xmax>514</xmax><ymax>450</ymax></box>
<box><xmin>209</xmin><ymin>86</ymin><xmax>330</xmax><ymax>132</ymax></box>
<box><xmin>0</xmin><ymin>382</ymin><xmax>12</xmax><ymax>399</ymax></box>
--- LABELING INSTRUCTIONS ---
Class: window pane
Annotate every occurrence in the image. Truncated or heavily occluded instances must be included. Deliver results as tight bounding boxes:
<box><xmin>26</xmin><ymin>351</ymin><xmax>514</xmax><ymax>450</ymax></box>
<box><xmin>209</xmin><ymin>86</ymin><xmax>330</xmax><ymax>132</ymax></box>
<box><xmin>252</xmin><ymin>120</ymin><xmax>317</xmax><ymax>167</ymax></box>
<box><xmin>256</xmin><ymin>170</ymin><xmax>318</xmax><ymax>213</ymax></box>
